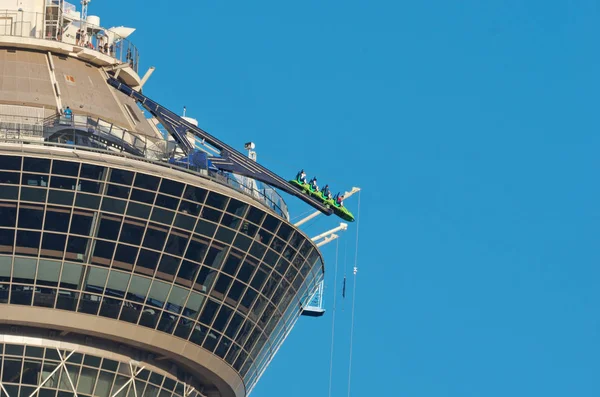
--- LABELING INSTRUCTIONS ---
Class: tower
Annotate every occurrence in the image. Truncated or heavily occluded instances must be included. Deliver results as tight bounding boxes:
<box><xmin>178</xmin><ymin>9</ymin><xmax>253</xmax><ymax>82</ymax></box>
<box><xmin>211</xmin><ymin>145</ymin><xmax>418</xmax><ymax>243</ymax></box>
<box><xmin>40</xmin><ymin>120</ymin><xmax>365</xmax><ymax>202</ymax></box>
<box><xmin>0</xmin><ymin>1</ymin><xmax>326</xmax><ymax>396</ymax></box>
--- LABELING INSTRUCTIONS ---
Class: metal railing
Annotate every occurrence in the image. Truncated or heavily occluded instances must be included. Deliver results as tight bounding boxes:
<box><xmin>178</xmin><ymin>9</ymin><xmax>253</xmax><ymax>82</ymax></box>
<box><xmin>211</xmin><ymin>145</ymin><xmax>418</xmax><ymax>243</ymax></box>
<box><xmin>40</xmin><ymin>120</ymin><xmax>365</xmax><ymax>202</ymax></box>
<box><xmin>0</xmin><ymin>9</ymin><xmax>139</xmax><ymax>72</ymax></box>
<box><xmin>0</xmin><ymin>115</ymin><xmax>290</xmax><ymax>219</ymax></box>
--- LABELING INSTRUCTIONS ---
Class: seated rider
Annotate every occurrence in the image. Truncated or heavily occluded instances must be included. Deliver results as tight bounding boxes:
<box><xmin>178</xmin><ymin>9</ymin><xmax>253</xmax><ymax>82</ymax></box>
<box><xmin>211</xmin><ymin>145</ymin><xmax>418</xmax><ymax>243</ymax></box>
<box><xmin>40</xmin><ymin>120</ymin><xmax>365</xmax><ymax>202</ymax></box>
<box><xmin>334</xmin><ymin>192</ymin><xmax>344</xmax><ymax>207</ymax></box>
<box><xmin>322</xmin><ymin>184</ymin><xmax>331</xmax><ymax>198</ymax></box>
<box><xmin>309</xmin><ymin>177</ymin><xmax>319</xmax><ymax>192</ymax></box>
<box><xmin>296</xmin><ymin>169</ymin><xmax>307</xmax><ymax>184</ymax></box>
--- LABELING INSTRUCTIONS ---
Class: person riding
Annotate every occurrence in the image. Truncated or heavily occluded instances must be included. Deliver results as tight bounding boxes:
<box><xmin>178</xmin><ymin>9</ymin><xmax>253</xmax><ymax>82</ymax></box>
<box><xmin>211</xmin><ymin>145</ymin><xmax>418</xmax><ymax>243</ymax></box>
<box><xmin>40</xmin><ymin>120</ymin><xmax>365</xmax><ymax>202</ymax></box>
<box><xmin>309</xmin><ymin>177</ymin><xmax>319</xmax><ymax>192</ymax></box>
<box><xmin>296</xmin><ymin>169</ymin><xmax>307</xmax><ymax>184</ymax></box>
<box><xmin>322</xmin><ymin>184</ymin><xmax>331</xmax><ymax>198</ymax></box>
<box><xmin>334</xmin><ymin>192</ymin><xmax>344</xmax><ymax>207</ymax></box>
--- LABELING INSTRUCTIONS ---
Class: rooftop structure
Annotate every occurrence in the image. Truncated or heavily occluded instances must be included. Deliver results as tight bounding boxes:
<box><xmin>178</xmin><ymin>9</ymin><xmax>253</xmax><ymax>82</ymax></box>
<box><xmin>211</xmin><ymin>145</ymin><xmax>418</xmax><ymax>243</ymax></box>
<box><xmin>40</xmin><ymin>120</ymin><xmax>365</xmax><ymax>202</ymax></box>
<box><xmin>0</xmin><ymin>1</ymin><xmax>332</xmax><ymax>396</ymax></box>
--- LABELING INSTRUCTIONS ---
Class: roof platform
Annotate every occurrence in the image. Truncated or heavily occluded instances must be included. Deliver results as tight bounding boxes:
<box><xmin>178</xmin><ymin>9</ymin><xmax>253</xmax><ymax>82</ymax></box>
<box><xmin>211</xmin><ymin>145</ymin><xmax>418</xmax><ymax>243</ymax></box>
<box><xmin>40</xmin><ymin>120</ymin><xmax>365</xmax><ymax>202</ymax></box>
<box><xmin>0</xmin><ymin>35</ymin><xmax>141</xmax><ymax>87</ymax></box>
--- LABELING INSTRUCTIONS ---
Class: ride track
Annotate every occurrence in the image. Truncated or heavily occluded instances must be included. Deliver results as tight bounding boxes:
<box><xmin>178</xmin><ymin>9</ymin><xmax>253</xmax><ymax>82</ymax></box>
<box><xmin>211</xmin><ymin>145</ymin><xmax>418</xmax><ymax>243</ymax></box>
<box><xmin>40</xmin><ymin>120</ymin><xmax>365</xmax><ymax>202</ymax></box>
<box><xmin>107</xmin><ymin>77</ymin><xmax>335</xmax><ymax>217</ymax></box>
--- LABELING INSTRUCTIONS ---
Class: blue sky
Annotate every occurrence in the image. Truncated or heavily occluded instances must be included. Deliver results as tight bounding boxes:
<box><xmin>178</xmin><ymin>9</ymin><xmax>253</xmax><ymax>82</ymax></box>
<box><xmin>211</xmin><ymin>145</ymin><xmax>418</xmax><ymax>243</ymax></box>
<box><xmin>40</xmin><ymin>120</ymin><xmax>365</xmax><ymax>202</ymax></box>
<box><xmin>96</xmin><ymin>1</ymin><xmax>600</xmax><ymax>396</ymax></box>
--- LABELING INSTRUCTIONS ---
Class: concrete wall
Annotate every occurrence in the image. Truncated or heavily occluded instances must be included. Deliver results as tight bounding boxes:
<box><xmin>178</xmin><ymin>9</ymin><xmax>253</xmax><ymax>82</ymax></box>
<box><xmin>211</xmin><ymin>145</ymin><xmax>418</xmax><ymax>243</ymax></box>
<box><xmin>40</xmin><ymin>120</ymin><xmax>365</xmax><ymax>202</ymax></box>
<box><xmin>0</xmin><ymin>48</ymin><xmax>56</xmax><ymax>109</ymax></box>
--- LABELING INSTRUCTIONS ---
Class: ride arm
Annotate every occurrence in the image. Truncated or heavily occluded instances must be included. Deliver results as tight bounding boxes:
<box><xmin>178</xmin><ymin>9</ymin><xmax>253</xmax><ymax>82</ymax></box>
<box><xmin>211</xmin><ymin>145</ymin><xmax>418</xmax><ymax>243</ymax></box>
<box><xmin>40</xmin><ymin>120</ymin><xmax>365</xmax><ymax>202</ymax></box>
<box><xmin>107</xmin><ymin>77</ymin><xmax>333</xmax><ymax>215</ymax></box>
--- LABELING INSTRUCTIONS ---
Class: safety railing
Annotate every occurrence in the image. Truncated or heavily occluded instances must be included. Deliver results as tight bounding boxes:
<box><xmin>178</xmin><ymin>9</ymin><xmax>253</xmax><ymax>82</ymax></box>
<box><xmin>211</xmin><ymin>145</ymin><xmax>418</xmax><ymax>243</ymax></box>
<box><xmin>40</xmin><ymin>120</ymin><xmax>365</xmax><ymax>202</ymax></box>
<box><xmin>0</xmin><ymin>115</ymin><xmax>289</xmax><ymax>219</ymax></box>
<box><xmin>0</xmin><ymin>8</ymin><xmax>139</xmax><ymax>72</ymax></box>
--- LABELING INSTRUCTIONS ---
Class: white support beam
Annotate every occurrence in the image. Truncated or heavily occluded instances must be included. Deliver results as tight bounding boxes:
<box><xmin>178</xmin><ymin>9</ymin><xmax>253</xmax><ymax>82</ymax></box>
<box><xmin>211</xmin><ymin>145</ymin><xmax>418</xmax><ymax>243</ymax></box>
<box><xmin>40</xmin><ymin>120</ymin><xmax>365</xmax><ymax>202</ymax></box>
<box><xmin>316</xmin><ymin>233</ymin><xmax>339</xmax><ymax>247</ymax></box>
<box><xmin>138</xmin><ymin>66</ymin><xmax>156</xmax><ymax>90</ymax></box>
<box><xmin>311</xmin><ymin>223</ymin><xmax>347</xmax><ymax>242</ymax></box>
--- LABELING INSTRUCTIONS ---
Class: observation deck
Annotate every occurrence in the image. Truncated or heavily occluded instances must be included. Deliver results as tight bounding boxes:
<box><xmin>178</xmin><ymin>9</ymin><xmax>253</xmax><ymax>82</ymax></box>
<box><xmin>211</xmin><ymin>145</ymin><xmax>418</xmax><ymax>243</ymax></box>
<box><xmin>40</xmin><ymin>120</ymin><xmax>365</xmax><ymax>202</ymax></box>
<box><xmin>0</xmin><ymin>5</ymin><xmax>141</xmax><ymax>86</ymax></box>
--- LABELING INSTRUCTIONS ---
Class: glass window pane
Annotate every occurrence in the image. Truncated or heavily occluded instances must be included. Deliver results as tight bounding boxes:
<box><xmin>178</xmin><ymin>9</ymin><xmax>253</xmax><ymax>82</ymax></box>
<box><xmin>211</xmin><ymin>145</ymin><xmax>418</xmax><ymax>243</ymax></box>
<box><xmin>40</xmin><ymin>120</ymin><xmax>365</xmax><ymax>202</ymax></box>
<box><xmin>157</xmin><ymin>254</ymin><xmax>180</xmax><ymax>278</ymax></box>
<box><xmin>2</xmin><ymin>358</ymin><xmax>22</xmax><ymax>382</ymax></box>
<box><xmin>95</xmin><ymin>371</ymin><xmax>115</xmax><ymax>397</ymax></box>
<box><xmin>0</xmin><ymin>155</ymin><xmax>22</xmax><ymax>170</ymax></box>
<box><xmin>24</xmin><ymin>157</ymin><xmax>50</xmax><ymax>173</ymax></box>
<box><xmin>85</xmin><ymin>267</ymin><xmax>108</xmax><ymax>293</ymax></box>
<box><xmin>182</xmin><ymin>185</ymin><xmax>206</xmax><ymax>203</ymax></box>
<box><xmin>201</xmin><ymin>207</ymin><xmax>221</xmax><ymax>223</ymax></box>
<box><xmin>98</xmin><ymin>217</ymin><xmax>122</xmax><ymax>240</ymax></box>
<box><xmin>101</xmin><ymin>198</ymin><xmax>126</xmax><ymax>214</ymax></box>
<box><xmin>155</xmin><ymin>194</ymin><xmax>179</xmax><ymax>210</ymax></box>
<box><xmin>13</xmin><ymin>257</ymin><xmax>37</xmax><ymax>281</ymax></box>
<box><xmin>75</xmin><ymin>193</ymin><xmax>101</xmax><ymax>209</ymax></box>
<box><xmin>80</xmin><ymin>164</ymin><xmax>105</xmax><ymax>180</ymax></box>
<box><xmin>143</xmin><ymin>227</ymin><xmax>167</xmax><ymax>250</ymax></box>
<box><xmin>52</xmin><ymin>160</ymin><xmax>79</xmax><ymax>176</ymax></box>
<box><xmin>80</xmin><ymin>179</ymin><xmax>102</xmax><ymax>194</ymax></box>
<box><xmin>127</xmin><ymin>202</ymin><xmax>151</xmax><ymax>219</ymax></box>
<box><xmin>205</xmin><ymin>192</ymin><xmax>227</xmax><ymax>209</ymax></box>
<box><xmin>0</xmin><ymin>204</ymin><xmax>17</xmax><ymax>227</ymax></box>
<box><xmin>150</xmin><ymin>208</ymin><xmax>174</xmax><ymax>224</ymax></box>
<box><xmin>130</xmin><ymin>188</ymin><xmax>155</xmax><ymax>204</ymax></box>
<box><xmin>114</xmin><ymin>244</ymin><xmax>138</xmax><ymax>268</ymax></box>
<box><xmin>70</xmin><ymin>212</ymin><xmax>94</xmax><ymax>236</ymax></box>
<box><xmin>107</xmin><ymin>184</ymin><xmax>130</xmax><ymax>199</ymax></box>
<box><xmin>184</xmin><ymin>239</ymin><xmax>208</xmax><ymax>263</ymax></box>
<box><xmin>226</xmin><ymin>199</ymin><xmax>247</xmax><ymax>217</ymax></box>
<box><xmin>166</xmin><ymin>285</ymin><xmax>188</xmax><ymax>309</ymax></box>
<box><xmin>184</xmin><ymin>292</ymin><xmax>205</xmax><ymax>318</ymax></box>
<box><xmin>41</xmin><ymin>232</ymin><xmax>67</xmax><ymax>255</ymax></box>
<box><xmin>37</xmin><ymin>260</ymin><xmax>61</xmax><ymax>285</ymax></box>
<box><xmin>44</xmin><ymin>209</ymin><xmax>71</xmax><ymax>232</ymax></box>
<box><xmin>22</xmin><ymin>360</ymin><xmax>42</xmax><ymax>385</ymax></box>
<box><xmin>164</xmin><ymin>234</ymin><xmax>188</xmax><ymax>257</ymax></box>
<box><xmin>119</xmin><ymin>222</ymin><xmax>144</xmax><ymax>245</ymax></box>
<box><xmin>147</xmin><ymin>281</ymin><xmax>170</xmax><ymax>307</ymax></box>
<box><xmin>159</xmin><ymin>179</ymin><xmax>184</xmax><ymax>197</ymax></box>
<box><xmin>204</xmin><ymin>246</ymin><xmax>226</xmax><ymax>269</ymax></box>
<box><xmin>50</xmin><ymin>176</ymin><xmax>77</xmax><ymax>190</ymax></box>
<box><xmin>22</xmin><ymin>173</ymin><xmax>49</xmax><ymax>187</ymax></box>
<box><xmin>134</xmin><ymin>174</ymin><xmax>160</xmax><ymax>191</ymax></box>
<box><xmin>110</xmin><ymin>169</ymin><xmax>134</xmax><ymax>185</ymax></box>
<box><xmin>0</xmin><ymin>229</ymin><xmax>14</xmax><ymax>254</ymax></box>
<box><xmin>0</xmin><ymin>185</ymin><xmax>18</xmax><ymax>199</ymax></box>
<box><xmin>19</xmin><ymin>207</ymin><xmax>44</xmax><ymax>229</ymax></box>
<box><xmin>20</xmin><ymin>186</ymin><xmax>48</xmax><ymax>203</ymax></box>
<box><xmin>127</xmin><ymin>275</ymin><xmax>151</xmax><ymax>300</ymax></box>
<box><xmin>246</xmin><ymin>206</ymin><xmax>264</xmax><ymax>225</ymax></box>
<box><xmin>77</xmin><ymin>367</ymin><xmax>98</xmax><ymax>394</ymax></box>
<box><xmin>48</xmin><ymin>190</ymin><xmax>74</xmax><ymax>205</ymax></box>
<box><xmin>60</xmin><ymin>262</ymin><xmax>83</xmax><ymax>288</ymax></box>
<box><xmin>0</xmin><ymin>256</ymin><xmax>12</xmax><ymax>280</ymax></box>
<box><xmin>135</xmin><ymin>249</ymin><xmax>160</xmax><ymax>273</ymax></box>
<box><xmin>0</xmin><ymin>171</ymin><xmax>18</xmax><ymax>184</ymax></box>
<box><xmin>106</xmin><ymin>271</ymin><xmax>130</xmax><ymax>296</ymax></box>
<box><xmin>176</xmin><ymin>260</ymin><xmax>199</xmax><ymax>282</ymax></box>
<box><xmin>199</xmin><ymin>299</ymin><xmax>219</xmax><ymax>325</ymax></box>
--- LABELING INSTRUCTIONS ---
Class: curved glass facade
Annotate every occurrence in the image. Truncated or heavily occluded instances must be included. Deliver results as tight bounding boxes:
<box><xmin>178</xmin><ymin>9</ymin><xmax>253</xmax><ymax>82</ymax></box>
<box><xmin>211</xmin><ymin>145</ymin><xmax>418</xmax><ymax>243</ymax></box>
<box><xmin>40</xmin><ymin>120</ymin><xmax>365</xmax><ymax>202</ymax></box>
<box><xmin>0</xmin><ymin>339</ymin><xmax>204</xmax><ymax>397</ymax></box>
<box><xmin>0</xmin><ymin>154</ymin><xmax>324</xmax><ymax>391</ymax></box>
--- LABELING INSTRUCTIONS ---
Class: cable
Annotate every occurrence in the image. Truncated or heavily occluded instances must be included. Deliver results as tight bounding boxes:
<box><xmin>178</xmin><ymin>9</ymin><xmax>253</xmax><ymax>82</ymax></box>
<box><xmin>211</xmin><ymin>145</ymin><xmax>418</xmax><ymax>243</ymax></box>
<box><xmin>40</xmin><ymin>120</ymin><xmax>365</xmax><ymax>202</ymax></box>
<box><xmin>327</xmin><ymin>239</ymin><xmax>340</xmax><ymax>397</ymax></box>
<box><xmin>347</xmin><ymin>190</ymin><xmax>361</xmax><ymax>397</ymax></box>
<box><xmin>342</xmin><ymin>239</ymin><xmax>348</xmax><ymax>310</ymax></box>
<box><xmin>290</xmin><ymin>208</ymin><xmax>316</xmax><ymax>222</ymax></box>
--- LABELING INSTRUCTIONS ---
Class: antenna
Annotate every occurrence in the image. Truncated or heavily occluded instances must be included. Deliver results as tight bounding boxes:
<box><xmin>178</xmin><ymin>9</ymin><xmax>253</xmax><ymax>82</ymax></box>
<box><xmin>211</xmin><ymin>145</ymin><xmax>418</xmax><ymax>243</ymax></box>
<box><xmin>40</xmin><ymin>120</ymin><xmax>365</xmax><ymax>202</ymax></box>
<box><xmin>81</xmin><ymin>0</ymin><xmax>91</xmax><ymax>33</ymax></box>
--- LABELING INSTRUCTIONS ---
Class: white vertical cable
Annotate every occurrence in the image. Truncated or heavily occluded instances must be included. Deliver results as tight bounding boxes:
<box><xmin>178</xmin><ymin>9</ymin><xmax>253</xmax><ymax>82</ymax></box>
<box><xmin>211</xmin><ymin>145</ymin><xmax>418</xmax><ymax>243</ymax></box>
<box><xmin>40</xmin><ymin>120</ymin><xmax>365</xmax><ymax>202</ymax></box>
<box><xmin>327</xmin><ymin>239</ymin><xmax>340</xmax><ymax>397</ymax></box>
<box><xmin>347</xmin><ymin>191</ymin><xmax>361</xmax><ymax>397</ymax></box>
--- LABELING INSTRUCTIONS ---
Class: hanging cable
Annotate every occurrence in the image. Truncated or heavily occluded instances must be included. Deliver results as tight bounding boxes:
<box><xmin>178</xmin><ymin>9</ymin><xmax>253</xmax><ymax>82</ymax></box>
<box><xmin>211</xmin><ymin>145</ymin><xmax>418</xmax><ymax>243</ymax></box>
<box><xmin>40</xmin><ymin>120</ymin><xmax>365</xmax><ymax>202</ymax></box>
<box><xmin>327</xmin><ymin>239</ymin><xmax>340</xmax><ymax>397</ymax></box>
<box><xmin>290</xmin><ymin>208</ymin><xmax>316</xmax><ymax>222</ymax></box>
<box><xmin>342</xmin><ymin>239</ymin><xmax>348</xmax><ymax>310</ymax></box>
<box><xmin>347</xmin><ymin>190</ymin><xmax>361</xmax><ymax>397</ymax></box>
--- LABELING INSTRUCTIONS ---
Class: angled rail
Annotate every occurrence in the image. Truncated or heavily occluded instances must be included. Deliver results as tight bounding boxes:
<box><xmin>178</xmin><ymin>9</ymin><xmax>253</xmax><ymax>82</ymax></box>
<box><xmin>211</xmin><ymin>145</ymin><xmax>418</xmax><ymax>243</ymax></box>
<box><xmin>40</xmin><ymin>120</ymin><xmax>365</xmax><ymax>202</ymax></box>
<box><xmin>107</xmin><ymin>77</ymin><xmax>333</xmax><ymax>215</ymax></box>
